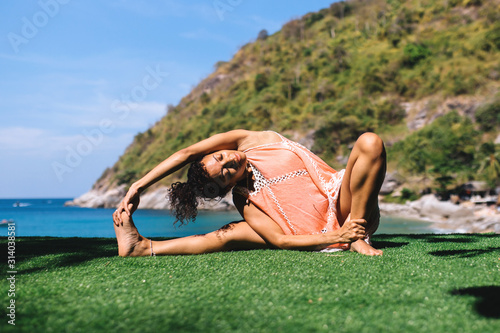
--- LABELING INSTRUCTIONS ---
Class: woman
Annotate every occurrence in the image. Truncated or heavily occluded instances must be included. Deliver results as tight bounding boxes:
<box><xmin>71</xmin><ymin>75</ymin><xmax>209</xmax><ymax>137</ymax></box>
<box><xmin>113</xmin><ymin>130</ymin><xmax>386</xmax><ymax>256</ymax></box>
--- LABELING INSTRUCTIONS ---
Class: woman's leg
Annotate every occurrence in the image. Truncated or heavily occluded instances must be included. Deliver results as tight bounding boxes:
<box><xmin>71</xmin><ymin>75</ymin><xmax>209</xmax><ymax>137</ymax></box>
<box><xmin>113</xmin><ymin>211</ymin><xmax>269</xmax><ymax>257</ymax></box>
<box><xmin>337</xmin><ymin>132</ymin><xmax>386</xmax><ymax>256</ymax></box>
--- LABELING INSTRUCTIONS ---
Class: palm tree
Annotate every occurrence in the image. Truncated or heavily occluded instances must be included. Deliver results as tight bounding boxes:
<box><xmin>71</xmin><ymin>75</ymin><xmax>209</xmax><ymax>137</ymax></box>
<box><xmin>478</xmin><ymin>150</ymin><xmax>500</xmax><ymax>186</ymax></box>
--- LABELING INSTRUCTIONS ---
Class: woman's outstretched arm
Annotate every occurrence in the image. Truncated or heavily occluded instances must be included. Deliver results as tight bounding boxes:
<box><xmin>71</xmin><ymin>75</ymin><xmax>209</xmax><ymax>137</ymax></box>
<box><xmin>114</xmin><ymin>129</ymin><xmax>252</xmax><ymax>223</ymax></box>
<box><xmin>233</xmin><ymin>193</ymin><xmax>367</xmax><ymax>251</ymax></box>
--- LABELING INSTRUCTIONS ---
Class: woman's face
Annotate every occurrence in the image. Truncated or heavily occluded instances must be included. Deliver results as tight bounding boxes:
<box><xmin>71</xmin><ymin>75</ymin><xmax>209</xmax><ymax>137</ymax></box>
<box><xmin>201</xmin><ymin>150</ymin><xmax>247</xmax><ymax>188</ymax></box>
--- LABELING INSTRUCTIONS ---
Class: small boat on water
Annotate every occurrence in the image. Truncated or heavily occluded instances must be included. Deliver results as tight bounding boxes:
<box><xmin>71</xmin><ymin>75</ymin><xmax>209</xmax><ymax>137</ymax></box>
<box><xmin>13</xmin><ymin>201</ymin><xmax>30</xmax><ymax>207</ymax></box>
<box><xmin>0</xmin><ymin>219</ymin><xmax>14</xmax><ymax>226</ymax></box>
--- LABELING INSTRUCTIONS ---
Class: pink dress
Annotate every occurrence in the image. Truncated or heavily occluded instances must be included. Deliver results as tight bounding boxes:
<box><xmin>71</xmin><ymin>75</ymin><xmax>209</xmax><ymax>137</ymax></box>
<box><xmin>233</xmin><ymin>132</ymin><xmax>349</xmax><ymax>250</ymax></box>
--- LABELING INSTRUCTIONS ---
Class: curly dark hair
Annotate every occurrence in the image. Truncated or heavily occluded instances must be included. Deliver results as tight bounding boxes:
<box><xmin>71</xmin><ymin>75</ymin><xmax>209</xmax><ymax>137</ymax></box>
<box><xmin>168</xmin><ymin>160</ymin><xmax>232</xmax><ymax>226</ymax></box>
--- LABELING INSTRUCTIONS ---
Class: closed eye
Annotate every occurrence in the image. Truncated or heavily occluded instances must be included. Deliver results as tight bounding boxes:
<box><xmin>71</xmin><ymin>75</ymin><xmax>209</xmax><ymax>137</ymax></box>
<box><xmin>219</xmin><ymin>165</ymin><xmax>227</xmax><ymax>178</ymax></box>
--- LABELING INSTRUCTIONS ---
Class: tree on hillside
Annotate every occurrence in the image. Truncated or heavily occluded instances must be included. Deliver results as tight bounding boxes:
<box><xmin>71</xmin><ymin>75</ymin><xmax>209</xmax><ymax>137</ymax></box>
<box><xmin>478</xmin><ymin>152</ymin><xmax>500</xmax><ymax>186</ymax></box>
<box><xmin>475</xmin><ymin>98</ymin><xmax>500</xmax><ymax>132</ymax></box>
<box><xmin>392</xmin><ymin>112</ymin><xmax>479</xmax><ymax>193</ymax></box>
<box><xmin>257</xmin><ymin>29</ymin><xmax>268</xmax><ymax>41</ymax></box>
<box><xmin>477</xmin><ymin>143</ymin><xmax>500</xmax><ymax>187</ymax></box>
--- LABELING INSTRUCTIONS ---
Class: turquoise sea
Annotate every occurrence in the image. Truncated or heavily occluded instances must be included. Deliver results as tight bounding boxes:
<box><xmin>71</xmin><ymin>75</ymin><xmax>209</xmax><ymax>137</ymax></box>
<box><xmin>0</xmin><ymin>198</ymin><xmax>435</xmax><ymax>238</ymax></box>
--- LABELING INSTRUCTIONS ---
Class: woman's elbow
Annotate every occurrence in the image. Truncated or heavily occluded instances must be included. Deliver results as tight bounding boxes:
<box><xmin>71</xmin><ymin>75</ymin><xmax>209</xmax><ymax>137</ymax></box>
<box><xmin>272</xmin><ymin>236</ymin><xmax>323</xmax><ymax>251</ymax></box>
<box><xmin>176</xmin><ymin>148</ymin><xmax>195</xmax><ymax>162</ymax></box>
<box><xmin>273</xmin><ymin>236</ymin><xmax>301</xmax><ymax>250</ymax></box>
<box><xmin>271</xmin><ymin>235</ymin><xmax>290</xmax><ymax>250</ymax></box>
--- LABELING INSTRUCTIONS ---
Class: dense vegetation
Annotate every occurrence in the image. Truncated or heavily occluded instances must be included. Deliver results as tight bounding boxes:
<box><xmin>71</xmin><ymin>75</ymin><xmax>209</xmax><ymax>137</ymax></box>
<box><xmin>101</xmin><ymin>0</ymin><xmax>500</xmax><ymax>195</ymax></box>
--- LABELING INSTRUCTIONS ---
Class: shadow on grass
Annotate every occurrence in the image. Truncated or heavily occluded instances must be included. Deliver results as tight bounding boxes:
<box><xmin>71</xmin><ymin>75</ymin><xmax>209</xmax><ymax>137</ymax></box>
<box><xmin>406</xmin><ymin>233</ymin><xmax>499</xmax><ymax>241</ymax></box>
<box><xmin>370</xmin><ymin>240</ymin><xmax>409</xmax><ymax>249</ymax></box>
<box><xmin>429</xmin><ymin>247</ymin><xmax>500</xmax><ymax>258</ymax></box>
<box><xmin>373</xmin><ymin>234</ymin><xmax>500</xmax><ymax>257</ymax></box>
<box><xmin>424</xmin><ymin>236</ymin><xmax>479</xmax><ymax>243</ymax></box>
<box><xmin>451</xmin><ymin>286</ymin><xmax>500</xmax><ymax>318</ymax></box>
<box><xmin>1</xmin><ymin>237</ymin><xmax>117</xmax><ymax>275</ymax></box>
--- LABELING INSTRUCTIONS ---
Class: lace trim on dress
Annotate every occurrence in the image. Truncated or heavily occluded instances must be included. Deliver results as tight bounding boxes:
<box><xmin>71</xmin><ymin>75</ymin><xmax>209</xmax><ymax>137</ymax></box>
<box><xmin>249</xmin><ymin>166</ymin><xmax>308</xmax><ymax>196</ymax></box>
<box><xmin>247</xmin><ymin>163</ymin><xmax>303</xmax><ymax>234</ymax></box>
<box><xmin>325</xmin><ymin>169</ymin><xmax>345</xmax><ymax>228</ymax></box>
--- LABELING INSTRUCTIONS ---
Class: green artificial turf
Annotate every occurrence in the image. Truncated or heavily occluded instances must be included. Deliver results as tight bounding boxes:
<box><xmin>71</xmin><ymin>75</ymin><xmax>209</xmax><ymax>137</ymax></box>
<box><xmin>1</xmin><ymin>234</ymin><xmax>499</xmax><ymax>333</ymax></box>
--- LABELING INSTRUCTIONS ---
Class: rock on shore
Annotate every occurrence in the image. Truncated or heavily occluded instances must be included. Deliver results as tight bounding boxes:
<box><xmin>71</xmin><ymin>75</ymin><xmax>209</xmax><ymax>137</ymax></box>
<box><xmin>379</xmin><ymin>194</ymin><xmax>500</xmax><ymax>233</ymax></box>
<box><xmin>65</xmin><ymin>185</ymin><xmax>127</xmax><ymax>209</ymax></box>
<box><xmin>64</xmin><ymin>186</ymin><xmax>235</xmax><ymax>211</ymax></box>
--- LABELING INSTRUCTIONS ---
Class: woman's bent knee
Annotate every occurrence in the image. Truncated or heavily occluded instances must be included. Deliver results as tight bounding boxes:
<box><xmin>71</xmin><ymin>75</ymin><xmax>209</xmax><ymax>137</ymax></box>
<box><xmin>356</xmin><ymin>133</ymin><xmax>385</xmax><ymax>158</ymax></box>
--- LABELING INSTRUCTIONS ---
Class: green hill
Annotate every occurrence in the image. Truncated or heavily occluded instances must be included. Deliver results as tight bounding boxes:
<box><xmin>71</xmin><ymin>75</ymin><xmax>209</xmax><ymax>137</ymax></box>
<box><xmin>95</xmin><ymin>0</ymin><xmax>500</xmax><ymax>196</ymax></box>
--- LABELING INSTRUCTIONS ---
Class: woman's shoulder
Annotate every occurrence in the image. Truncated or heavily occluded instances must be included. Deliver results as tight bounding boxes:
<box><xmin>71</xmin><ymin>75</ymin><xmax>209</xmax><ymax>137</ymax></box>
<box><xmin>238</xmin><ymin>131</ymin><xmax>282</xmax><ymax>151</ymax></box>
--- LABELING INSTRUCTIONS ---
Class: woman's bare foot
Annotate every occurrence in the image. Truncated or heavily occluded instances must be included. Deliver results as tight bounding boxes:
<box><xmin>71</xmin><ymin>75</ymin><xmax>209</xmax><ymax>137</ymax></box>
<box><xmin>350</xmin><ymin>239</ymin><xmax>383</xmax><ymax>256</ymax></box>
<box><xmin>113</xmin><ymin>212</ymin><xmax>149</xmax><ymax>257</ymax></box>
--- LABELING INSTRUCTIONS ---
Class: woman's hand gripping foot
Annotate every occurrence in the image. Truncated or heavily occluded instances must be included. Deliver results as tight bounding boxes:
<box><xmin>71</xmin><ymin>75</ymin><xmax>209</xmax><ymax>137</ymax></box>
<box><xmin>113</xmin><ymin>203</ymin><xmax>149</xmax><ymax>257</ymax></box>
<box><xmin>340</xmin><ymin>214</ymin><xmax>383</xmax><ymax>256</ymax></box>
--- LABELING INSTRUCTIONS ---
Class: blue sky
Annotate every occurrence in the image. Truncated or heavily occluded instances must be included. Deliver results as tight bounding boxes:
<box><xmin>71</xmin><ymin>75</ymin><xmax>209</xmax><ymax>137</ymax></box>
<box><xmin>0</xmin><ymin>0</ymin><xmax>335</xmax><ymax>198</ymax></box>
